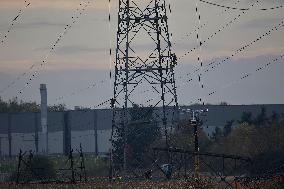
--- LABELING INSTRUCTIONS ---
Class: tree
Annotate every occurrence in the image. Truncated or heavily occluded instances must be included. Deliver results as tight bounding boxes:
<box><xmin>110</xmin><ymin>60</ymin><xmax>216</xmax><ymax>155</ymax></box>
<box><xmin>172</xmin><ymin>119</ymin><xmax>211</xmax><ymax>152</ymax></box>
<box><xmin>0</xmin><ymin>97</ymin><xmax>8</xmax><ymax>113</ymax></box>
<box><xmin>0</xmin><ymin>96</ymin><xmax>67</xmax><ymax>113</ymax></box>
<box><xmin>250</xmin><ymin>151</ymin><xmax>284</xmax><ymax>176</ymax></box>
<box><xmin>219</xmin><ymin>101</ymin><xmax>229</xmax><ymax>106</ymax></box>
<box><xmin>211</xmin><ymin>112</ymin><xmax>284</xmax><ymax>168</ymax></box>
<box><xmin>223</xmin><ymin>120</ymin><xmax>234</xmax><ymax>137</ymax></box>
<box><xmin>3</xmin><ymin>97</ymin><xmax>39</xmax><ymax>113</ymax></box>
<box><xmin>238</xmin><ymin>111</ymin><xmax>253</xmax><ymax>125</ymax></box>
<box><xmin>254</xmin><ymin>107</ymin><xmax>269</xmax><ymax>126</ymax></box>
<box><xmin>29</xmin><ymin>155</ymin><xmax>56</xmax><ymax>180</ymax></box>
<box><xmin>112</xmin><ymin>104</ymin><xmax>161</xmax><ymax>168</ymax></box>
<box><xmin>211</xmin><ymin>127</ymin><xmax>223</xmax><ymax>143</ymax></box>
<box><xmin>48</xmin><ymin>104</ymin><xmax>67</xmax><ymax>111</ymax></box>
<box><xmin>270</xmin><ymin>111</ymin><xmax>280</xmax><ymax>124</ymax></box>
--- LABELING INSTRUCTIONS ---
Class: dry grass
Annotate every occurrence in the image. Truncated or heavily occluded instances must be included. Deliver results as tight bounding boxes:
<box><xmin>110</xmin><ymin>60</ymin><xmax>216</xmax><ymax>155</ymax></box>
<box><xmin>0</xmin><ymin>177</ymin><xmax>213</xmax><ymax>189</ymax></box>
<box><xmin>0</xmin><ymin>177</ymin><xmax>282</xmax><ymax>189</ymax></box>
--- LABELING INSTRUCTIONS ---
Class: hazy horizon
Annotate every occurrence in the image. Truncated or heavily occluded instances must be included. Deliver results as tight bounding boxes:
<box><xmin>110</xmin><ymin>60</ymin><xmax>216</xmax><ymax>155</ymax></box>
<box><xmin>0</xmin><ymin>0</ymin><xmax>284</xmax><ymax>109</ymax></box>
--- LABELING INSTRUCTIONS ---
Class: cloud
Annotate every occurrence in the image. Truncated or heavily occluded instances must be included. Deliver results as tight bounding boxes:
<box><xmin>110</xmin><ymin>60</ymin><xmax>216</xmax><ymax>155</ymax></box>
<box><xmin>245</xmin><ymin>0</ymin><xmax>283</xmax><ymax>4</ymax></box>
<box><xmin>240</xmin><ymin>17</ymin><xmax>283</xmax><ymax>29</ymax></box>
<box><xmin>0</xmin><ymin>59</ymin><xmax>34</xmax><ymax>73</ymax></box>
<box><xmin>0</xmin><ymin>0</ymin><xmax>110</xmax><ymax>11</ymax></box>
<box><xmin>34</xmin><ymin>45</ymin><xmax>107</xmax><ymax>55</ymax></box>
<box><xmin>14</xmin><ymin>20</ymin><xmax>66</xmax><ymax>29</ymax></box>
<box><xmin>0</xmin><ymin>20</ymin><xmax>66</xmax><ymax>30</ymax></box>
<box><xmin>55</xmin><ymin>45</ymin><xmax>107</xmax><ymax>54</ymax></box>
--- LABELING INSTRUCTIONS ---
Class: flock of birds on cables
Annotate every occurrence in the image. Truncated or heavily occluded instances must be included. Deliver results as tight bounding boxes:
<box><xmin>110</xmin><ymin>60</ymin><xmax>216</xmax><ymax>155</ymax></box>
<box><xmin>0</xmin><ymin>0</ymin><xmax>283</xmax><ymax>111</ymax></box>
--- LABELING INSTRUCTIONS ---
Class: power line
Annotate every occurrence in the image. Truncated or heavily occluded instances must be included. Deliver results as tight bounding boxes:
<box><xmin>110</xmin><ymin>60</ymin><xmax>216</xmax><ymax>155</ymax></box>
<box><xmin>43</xmin><ymin>0</ymin><xmax>248</xmax><ymax>105</ymax></box>
<box><xmin>178</xmin><ymin>0</ymin><xmax>260</xmax><ymax>61</ymax></box>
<box><xmin>183</xmin><ymin>18</ymin><xmax>284</xmax><ymax>85</ymax></box>
<box><xmin>52</xmin><ymin>0</ymin><xmax>244</xmax><ymax>104</ymax></box>
<box><xmin>207</xmin><ymin>55</ymin><xmax>284</xmax><ymax>97</ymax></box>
<box><xmin>199</xmin><ymin>0</ymin><xmax>283</xmax><ymax>11</ymax></box>
<box><xmin>94</xmin><ymin>98</ymin><xmax>111</xmax><ymax>109</ymax></box>
<box><xmin>0</xmin><ymin>1</ymin><xmax>91</xmax><ymax>95</ymax></box>
<box><xmin>55</xmin><ymin>0</ymin><xmax>114</xmax><ymax>106</ymax></box>
<box><xmin>15</xmin><ymin>0</ymin><xmax>171</xmax><ymax>106</ymax></box>
<box><xmin>17</xmin><ymin>1</ymin><xmax>91</xmax><ymax>95</ymax></box>
<box><xmin>139</xmin><ymin>50</ymin><xmax>284</xmax><ymax>110</ymax></box>
<box><xmin>174</xmin><ymin>0</ymin><xmax>241</xmax><ymax>47</ymax></box>
<box><xmin>108</xmin><ymin>0</ymin><xmax>113</xmax><ymax>95</ymax></box>
<box><xmin>55</xmin><ymin>80</ymin><xmax>106</xmax><ymax>103</ymax></box>
<box><xmin>137</xmin><ymin>55</ymin><xmax>284</xmax><ymax>132</ymax></box>
<box><xmin>27</xmin><ymin>56</ymin><xmax>284</xmax><ymax>137</ymax></box>
<box><xmin>195</xmin><ymin>0</ymin><xmax>204</xmax><ymax>105</ymax></box>
<box><xmin>188</xmin><ymin>55</ymin><xmax>284</xmax><ymax>103</ymax></box>
<box><xmin>0</xmin><ymin>0</ymin><xmax>31</xmax><ymax>46</ymax></box>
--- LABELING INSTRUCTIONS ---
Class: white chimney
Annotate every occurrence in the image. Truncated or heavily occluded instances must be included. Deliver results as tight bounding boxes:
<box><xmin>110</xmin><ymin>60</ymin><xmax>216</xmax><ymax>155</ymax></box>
<box><xmin>40</xmin><ymin>84</ymin><xmax>48</xmax><ymax>154</ymax></box>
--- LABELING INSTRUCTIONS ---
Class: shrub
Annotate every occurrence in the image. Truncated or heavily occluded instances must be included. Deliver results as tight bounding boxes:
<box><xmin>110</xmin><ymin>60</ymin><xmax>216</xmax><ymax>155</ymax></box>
<box><xmin>9</xmin><ymin>155</ymin><xmax>56</xmax><ymax>182</ymax></box>
<box><xmin>28</xmin><ymin>155</ymin><xmax>56</xmax><ymax>180</ymax></box>
<box><xmin>85</xmin><ymin>157</ymin><xmax>109</xmax><ymax>177</ymax></box>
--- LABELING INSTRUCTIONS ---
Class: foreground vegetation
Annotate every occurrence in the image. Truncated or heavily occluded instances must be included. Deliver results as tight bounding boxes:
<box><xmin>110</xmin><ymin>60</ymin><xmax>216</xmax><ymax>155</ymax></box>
<box><xmin>0</xmin><ymin>177</ymin><xmax>283</xmax><ymax>189</ymax></box>
<box><xmin>0</xmin><ymin>99</ymin><xmax>283</xmax><ymax>188</ymax></box>
<box><xmin>0</xmin><ymin>155</ymin><xmax>108</xmax><ymax>180</ymax></box>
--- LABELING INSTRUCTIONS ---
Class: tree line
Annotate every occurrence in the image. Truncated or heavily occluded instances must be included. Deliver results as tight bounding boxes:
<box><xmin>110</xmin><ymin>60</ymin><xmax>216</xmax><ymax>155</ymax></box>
<box><xmin>1</xmin><ymin>97</ymin><xmax>283</xmax><ymax>176</ymax></box>
<box><xmin>113</xmin><ymin>105</ymin><xmax>284</xmax><ymax>176</ymax></box>
<box><xmin>0</xmin><ymin>97</ymin><xmax>67</xmax><ymax>113</ymax></box>
<box><xmin>208</xmin><ymin>108</ymin><xmax>284</xmax><ymax>175</ymax></box>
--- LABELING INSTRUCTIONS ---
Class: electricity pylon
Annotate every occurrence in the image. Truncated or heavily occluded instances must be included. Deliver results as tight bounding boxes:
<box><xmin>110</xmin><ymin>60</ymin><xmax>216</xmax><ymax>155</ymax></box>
<box><xmin>110</xmin><ymin>0</ymin><xmax>179</xmax><ymax>177</ymax></box>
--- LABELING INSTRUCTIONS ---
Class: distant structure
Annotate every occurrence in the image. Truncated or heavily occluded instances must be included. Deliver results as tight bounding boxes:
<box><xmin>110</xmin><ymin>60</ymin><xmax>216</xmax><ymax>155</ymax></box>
<box><xmin>111</xmin><ymin>0</ymin><xmax>179</xmax><ymax>173</ymax></box>
<box><xmin>0</xmin><ymin>104</ymin><xmax>284</xmax><ymax>156</ymax></box>
<box><xmin>40</xmin><ymin>84</ymin><xmax>48</xmax><ymax>154</ymax></box>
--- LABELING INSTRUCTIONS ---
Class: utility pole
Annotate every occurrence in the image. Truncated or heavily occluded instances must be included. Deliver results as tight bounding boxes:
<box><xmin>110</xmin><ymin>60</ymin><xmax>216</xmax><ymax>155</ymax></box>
<box><xmin>110</xmin><ymin>0</ymin><xmax>179</xmax><ymax>177</ymax></box>
<box><xmin>93</xmin><ymin>110</ymin><xmax>98</xmax><ymax>156</ymax></box>
<box><xmin>191</xmin><ymin>111</ymin><xmax>200</xmax><ymax>179</ymax></box>
<box><xmin>180</xmin><ymin>108</ymin><xmax>208</xmax><ymax>179</ymax></box>
<box><xmin>34</xmin><ymin>113</ymin><xmax>39</xmax><ymax>153</ymax></box>
<box><xmin>63</xmin><ymin>111</ymin><xmax>71</xmax><ymax>156</ymax></box>
<box><xmin>8</xmin><ymin>113</ymin><xmax>12</xmax><ymax>157</ymax></box>
<box><xmin>0</xmin><ymin>137</ymin><xmax>2</xmax><ymax>156</ymax></box>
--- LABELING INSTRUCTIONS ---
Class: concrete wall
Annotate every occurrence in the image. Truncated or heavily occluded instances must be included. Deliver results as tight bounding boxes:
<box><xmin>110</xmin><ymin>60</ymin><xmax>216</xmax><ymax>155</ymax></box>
<box><xmin>0</xmin><ymin>105</ymin><xmax>284</xmax><ymax>156</ymax></box>
<box><xmin>0</xmin><ymin>114</ymin><xmax>8</xmax><ymax>134</ymax></box>
<box><xmin>0</xmin><ymin>109</ymin><xmax>112</xmax><ymax>156</ymax></box>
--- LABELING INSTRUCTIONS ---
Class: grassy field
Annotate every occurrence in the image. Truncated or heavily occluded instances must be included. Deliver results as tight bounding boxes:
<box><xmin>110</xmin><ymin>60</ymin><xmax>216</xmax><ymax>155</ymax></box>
<box><xmin>1</xmin><ymin>156</ymin><xmax>283</xmax><ymax>189</ymax></box>
<box><xmin>0</xmin><ymin>177</ymin><xmax>283</xmax><ymax>189</ymax></box>
<box><xmin>0</xmin><ymin>178</ymin><xmax>212</xmax><ymax>189</ymax></box>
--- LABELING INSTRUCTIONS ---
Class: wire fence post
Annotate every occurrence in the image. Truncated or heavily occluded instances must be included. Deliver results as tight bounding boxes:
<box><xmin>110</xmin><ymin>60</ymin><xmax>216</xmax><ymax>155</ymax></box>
<box><xmin>79</xmin><ymin>143</ymin><xmax>87</xmax><ymax>182</ymax></box>
<box><xmin>34</xmin><ymin>113</ymin><xmax>39</xmax><ymax>153</ymax></box>
<box><xmin>69</xmin><ymin>149</ymin><xmax>75</xmax><ymax>184</ymax></box>
<box><xmin>64</xmin><ymin>112</ymin><xmax>71</xmax><ymax>156</ymax></box>
<box><xmin>16</xmin><ymin>149</ymin><xmax>23</xmax><ymax>184</ymax></box>
<box><xmin>8</xmin><ymin>113</ymin><xmax>12</xmax><ymax>158</ymax></box>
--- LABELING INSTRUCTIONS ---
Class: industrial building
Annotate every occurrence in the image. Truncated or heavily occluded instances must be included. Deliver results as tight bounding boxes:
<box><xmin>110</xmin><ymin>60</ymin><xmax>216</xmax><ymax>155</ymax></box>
<box><xmin>1</xmin><ymin>104</ymin><xmax>284</xmax><ymax>156</ymax></box>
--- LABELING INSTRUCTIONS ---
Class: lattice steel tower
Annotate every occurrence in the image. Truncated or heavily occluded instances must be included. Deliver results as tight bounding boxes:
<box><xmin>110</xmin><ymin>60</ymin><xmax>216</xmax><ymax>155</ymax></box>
<box><xmin>110</xmin><ymin>0</ymin><xmax>179</xmax><ymax>175</ymax></box>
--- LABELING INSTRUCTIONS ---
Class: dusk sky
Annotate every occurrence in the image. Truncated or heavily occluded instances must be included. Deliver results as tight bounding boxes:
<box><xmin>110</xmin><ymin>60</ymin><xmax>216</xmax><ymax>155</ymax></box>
<box><xmin>0</xmin><ymin>0</ymin><xmax>284</xmax><ymax>109</ymax></box>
